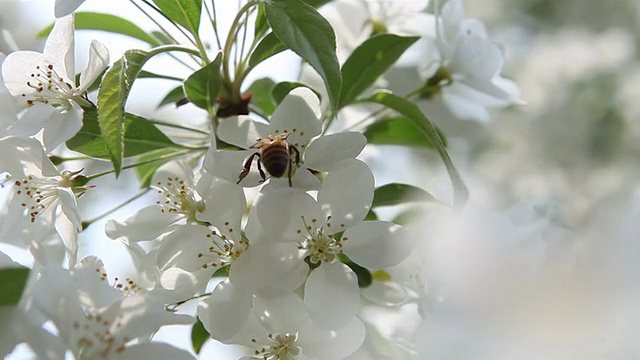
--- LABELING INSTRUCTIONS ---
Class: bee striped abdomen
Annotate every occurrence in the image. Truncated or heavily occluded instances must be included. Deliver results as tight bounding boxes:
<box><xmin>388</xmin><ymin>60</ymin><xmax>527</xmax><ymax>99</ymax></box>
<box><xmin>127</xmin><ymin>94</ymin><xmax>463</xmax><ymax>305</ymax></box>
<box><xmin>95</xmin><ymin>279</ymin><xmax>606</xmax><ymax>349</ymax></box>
<box><xmin>261</xmin><ymin>142</ymin><xmax>289</xmax><ymax>178</ymax></box>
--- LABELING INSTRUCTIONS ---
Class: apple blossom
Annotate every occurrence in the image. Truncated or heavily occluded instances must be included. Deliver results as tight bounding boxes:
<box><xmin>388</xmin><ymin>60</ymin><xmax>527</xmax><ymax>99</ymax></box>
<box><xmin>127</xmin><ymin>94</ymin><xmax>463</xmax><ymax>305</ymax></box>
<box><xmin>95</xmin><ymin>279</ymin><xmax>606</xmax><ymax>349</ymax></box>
<box><xmin>1</xmin><ymin>15</ymin><xmax>109</xmax><ymax>151</ymax></box>
<box><xmin>0</xmin><ymin>137</ymin><xmax>89</xmax><ymax>266</ymax></box>
<box><xmin>55</xmin><ymin>0</ymin><xmax>87</xmax><ymax>18</ymax></box>
<box><xmin>198</xmin><ymin>292</ymin><xmax>366</xmax><ymax>359</ymax></box>
<box><xmin>415</xmin><ymin>0</ymin><xmax>520</xmax><ymax>123</ymax></box>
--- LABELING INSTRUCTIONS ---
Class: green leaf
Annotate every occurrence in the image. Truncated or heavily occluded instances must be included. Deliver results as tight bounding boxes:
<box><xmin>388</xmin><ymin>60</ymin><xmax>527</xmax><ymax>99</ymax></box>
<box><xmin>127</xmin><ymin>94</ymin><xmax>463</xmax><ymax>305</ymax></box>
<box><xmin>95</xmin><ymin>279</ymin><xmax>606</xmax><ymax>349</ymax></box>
<box><xmin>98</xmin><ymin>45</ymin><xmax>196</xmax><ymax>176</ymax></box>
<box><xmin>365</xmin><ymin>117</ymin><xmax>448</xmax><ymax>148</ymax></box>
<box><xmin>158</xmin><ymin>86</ymin><xmax>187</xmax><ymax>108</ymax></box>
<box><xmin>0</xmin><ymin>266</ymin><xmax>30</xmax><ymax>306</ymax></box>
<box><xmin>343</xmin><ymin>261</ymin><xmax>372</xmax><ymax>288</ymax></box>
<box><xmin>135</xmin><ymin>149</ymin><xmax>182</xmax><ymax>187</ymax></box>
<box><xmin>38</xmin><ymin>12</ymin><xmax>159</xmax><ymax>46</ymax></box>
<box><xmin>138</xmin><ymin>70</ymin><xmax>183</xmax><ymax>82</ymax></box>
<box><xmin>254</xmin><ymin>4</ymin><xmax>269</xmax><ymax>39</ymax></box>
<box><xmin>272</xmin><ymin>81</ymin><xmax>321</xmax><ymax>105</ymax></box>
<box><xmin>302</xmin><ymin>0</ymin><xmax>333</xmax><ymax>7</ymax></box>
<box><xmin>246</xmin><ymin>77</ymin><xmax>277</xmax><ymax>116</ymax></box>
<box><xmin>68</xmin><ymin>107</ymin><xmax>177</xmax><ymax>159</ymax></box>
<box><xmin>372</xmin><ymin>183</ymin><xmax>437</xmax><ymax>207</ymax></box>
<box><xmin>183</xmin><ymin>52</ymin><xmax>223</xmax><ymax>110</ymax></box>
<box><xmin>264</xmin><ymin>0</ymin><xmax>341</xmax><ymax>111</ymax></box>
<box><xmin>361</xmin><ymin>91</ymin><xmax>469</xmax><ymax>209</ymax></box>
<box><xmin>339</xmin><ymin>34</ymin><xmax>419</xmax><ymax>108</ymax></box>
<box><xmin>249</xmin><ymin>32</ymin><xmax>288</xmax><ymax>68</ymax></box>
<box><xmin>191</xmin><ymin>318</ymin><xmax>210</xmax><ymax>355</ymax></box>
<box><xmin>152</xmin><ymin>0</ymin><xmax>202</xmax><ymax>36</ymax></box>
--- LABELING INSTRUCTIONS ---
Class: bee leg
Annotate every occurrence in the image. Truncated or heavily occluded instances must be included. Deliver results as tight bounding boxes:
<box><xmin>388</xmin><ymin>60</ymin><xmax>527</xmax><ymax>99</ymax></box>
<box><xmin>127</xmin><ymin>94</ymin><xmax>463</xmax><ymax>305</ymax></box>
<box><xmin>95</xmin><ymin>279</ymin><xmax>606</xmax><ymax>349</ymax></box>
<box><xmin>287</xmin><ymin>146</ymin><xmax>301</xmax><ymax>187</ymax></box>
<box><xmin>256</xmin><ymin>157</ymin><xmax>267</xmax><ymax>183</ymax></box>
<box><xmin>237</xmin><ymin>152</ymin><xmax>260</xmax><ymax>184</ymax></box>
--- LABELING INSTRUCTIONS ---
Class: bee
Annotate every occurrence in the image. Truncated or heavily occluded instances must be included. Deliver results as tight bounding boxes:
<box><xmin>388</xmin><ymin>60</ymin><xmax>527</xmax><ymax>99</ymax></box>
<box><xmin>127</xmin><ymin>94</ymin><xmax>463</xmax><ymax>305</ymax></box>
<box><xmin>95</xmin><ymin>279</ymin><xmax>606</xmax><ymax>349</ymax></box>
<box><xmin>237</xmin><ymin>130</ymin><xmax>301</xmax><ymax>187</ymax></box>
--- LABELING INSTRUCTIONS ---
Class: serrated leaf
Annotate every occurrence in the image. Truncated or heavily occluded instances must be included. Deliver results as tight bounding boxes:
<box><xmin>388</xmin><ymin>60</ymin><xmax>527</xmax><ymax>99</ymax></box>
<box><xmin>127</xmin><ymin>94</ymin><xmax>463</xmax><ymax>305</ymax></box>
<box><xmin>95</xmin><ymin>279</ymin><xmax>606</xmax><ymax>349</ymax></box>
<box><xmin>361</xmin><ymin>91</ymin><xmax>468</xmax><ymax>208</ymax></box>
<box><xmin>365</xmin><ymin>117</ymin><xmax>447</xmax><ymax>148</ymax></box>
<box><xmin>183</xmin><ymin>52</ymin><xmax>223</xmax><ymax>110</ymax></box>
<box><xmin>0</xmin><ymin>267</ymin><xmax>30</xmax><ymax>306</ymax></box>
<box><xmin>68</xmin><ymin>108</ymin><xmax>177</xmax><ymax>159</ymax></box>
<box><xmin>246</xmin><ymin>77</ymin><xmax>277</xmax><ymax>116</ymax></box>
<box><xmin>249</xmin><ymin>32</ymin><xmax>288</xmax><ymax>68</ymax></box>
<box><xmin>98</xmin><ymin>46</ymin><xmax>191</xmax><ymax>175</ymax></box>
<box><xmin>158</xmin><ymin>86</ymin><xmax>187</xmax><ymax>108</ymax></box>
<box><xmin>339</xmin><ymin>34</ymin><xmax>419</xmax><ymax>108</ymax></box>
<box><xmin>264</xmin><ymin>0</ymin><xmax>341</xmax><ymax>111</ymax></box>
<box><xmin>191</xmin><ymin>318</ymin><xmax>210</xmax><ymax>354</ymax></box>
<box><xmin>135</xmin><ymin>149</ymin><xmax>182</xmax><ymax>187</ymax></box>
<box><xmin>38</xmin><ymin>12</ymin><xmax>160</xmax><ymax>46</ymax></box>
<box><xmin>372</xmin><ymin>183</ymin><xmax>437</xmax><ymax>207</ymax></box>
<box><xmin>152</xmin><ymin>0</ymin><xmax>202</xmax><ymax>36</ymax></box>
<box><xmin>272</xmin><ymin>81</ymin><xmax>321</xmax><ymax>105</ymax></box>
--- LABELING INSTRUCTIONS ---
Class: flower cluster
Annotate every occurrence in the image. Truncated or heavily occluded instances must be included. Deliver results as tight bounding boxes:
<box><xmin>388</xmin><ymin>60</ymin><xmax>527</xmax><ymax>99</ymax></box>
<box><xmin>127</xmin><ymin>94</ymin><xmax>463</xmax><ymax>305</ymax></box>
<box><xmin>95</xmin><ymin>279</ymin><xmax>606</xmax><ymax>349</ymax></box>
<box><xmin>0</xmin><ymin>0</ymin><xmax>522</xmax><ymax>359</ymax></box>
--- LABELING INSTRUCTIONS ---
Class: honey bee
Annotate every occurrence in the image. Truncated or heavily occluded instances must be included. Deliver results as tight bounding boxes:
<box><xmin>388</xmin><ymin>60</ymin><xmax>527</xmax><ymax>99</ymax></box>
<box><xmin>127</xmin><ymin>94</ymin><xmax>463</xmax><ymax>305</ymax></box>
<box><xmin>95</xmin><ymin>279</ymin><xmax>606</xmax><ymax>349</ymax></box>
<box><xmin>237</xmin><ymin>130</ymin><xmax>301</xmax><ymax>187</ymax></box>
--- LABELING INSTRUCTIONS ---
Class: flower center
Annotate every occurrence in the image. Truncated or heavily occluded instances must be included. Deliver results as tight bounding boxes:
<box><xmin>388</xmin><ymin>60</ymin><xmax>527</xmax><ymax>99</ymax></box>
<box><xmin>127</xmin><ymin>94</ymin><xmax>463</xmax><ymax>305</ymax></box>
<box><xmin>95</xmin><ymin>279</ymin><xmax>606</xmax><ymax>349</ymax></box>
<box><xmin>72</xmin><ymin>312</ymin><xmax>129</xmax><ymax>358</ymax></box>
<box><xmin>420</xmin><ymin>66</ymin><xmax>453</xmax><ymax>99</ymax></box>
<box><xmin>1</xmin><ymin>169</ymin><xmax>90</xmax><ymax>223</ymax></box>
<box><xmin>296</xmin><ymin>216</ymin><xmax>346</xmax><ymax>265</ymax></box>
<box><xmin>252</xmin><ymin>332</ymin><xmax>300</xmax><ymax>360</ymax></box>
<box><xmin>22</xmin><ymin>63</ymin><xmax>77</xmax><ymax>108</ymax></box>
<box><xmin>153</xmin><ymin>176</ymin><xmax>204</xmax><ymax>222</ymax></box>
<box><xmin>196</xmin><ymin>226</ymin><xmax>248</xmax><ymax>270</ymax></box>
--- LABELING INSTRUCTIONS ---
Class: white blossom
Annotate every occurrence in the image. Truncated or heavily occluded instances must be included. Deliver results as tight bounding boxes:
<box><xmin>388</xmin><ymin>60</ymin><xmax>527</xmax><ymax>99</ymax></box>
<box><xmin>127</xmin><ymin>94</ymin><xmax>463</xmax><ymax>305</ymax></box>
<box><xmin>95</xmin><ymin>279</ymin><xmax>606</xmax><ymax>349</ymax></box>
<box><xmin>1</xmin><ymin>15</ymin><xmax>109</xmax><ymax>151</ymax></box>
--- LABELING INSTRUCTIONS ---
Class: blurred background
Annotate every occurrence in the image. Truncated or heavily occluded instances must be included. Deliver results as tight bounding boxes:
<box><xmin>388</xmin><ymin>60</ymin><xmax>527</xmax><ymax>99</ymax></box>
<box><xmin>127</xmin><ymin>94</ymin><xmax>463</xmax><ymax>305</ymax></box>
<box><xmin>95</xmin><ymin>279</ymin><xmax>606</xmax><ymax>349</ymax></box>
<box><xmin>2</xmin><ymin>0</ymin><xmax>640</xmax><ymax>358</ymax></box>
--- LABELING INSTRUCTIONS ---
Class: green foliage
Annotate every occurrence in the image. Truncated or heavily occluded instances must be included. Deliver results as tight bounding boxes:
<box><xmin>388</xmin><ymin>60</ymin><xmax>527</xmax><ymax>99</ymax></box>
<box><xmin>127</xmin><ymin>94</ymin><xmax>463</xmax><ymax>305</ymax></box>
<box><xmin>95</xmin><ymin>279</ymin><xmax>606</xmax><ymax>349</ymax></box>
<box><xmin>157</xmin><ymin>86</ymin><xmax>187</xmax><ymax>108</ymax></box>
<box><xmin>343</xmin><ymin>261</ymin><xmax>373</xmax><ymax>288</ymax></box>
<box><xmin>365</xmin><ymin>117</ymin><xmax>448</xmax><ymax>148</ymax></box>
<box><xmin>0</xmin><ymin>266</ymin><xmax>30</xmax><ymax>306</ymax></box>
<box><xmin>361</xmin><ymin>91</ymin><xmax>469</xmax><ymax>208</ymax></box>
<box><xmin>67</xmin><ymin>108</ymin><xmax>177</xmax><ymax>159</ymax></box>
<box><xmin>339</xmin><ymin>34</ymin><xmax>419</xmax><ymax>108</ymax></box>
<box><xmin>249</xmin><ymin>32</ymin><xmax>288</xmax><ymax>68</ymax></box>
<box><xmin>247</xmin><ymin>77</ymin><xmax>277</xmax><ymax>116</ymax></box>
<box><xmin>135</xmin><ymin>149</ymin><xmax>184</xmax><ymax>188</ymax></box>
<box><xmin>38</xmin><ymin>12</ymin><xmax>160</xmax><ymax>46</ymax></box>
<box><xmin>98</xmin><ymin>46</ymin><xmax>197</xmax><ymax>176</ymax></box>
<box><xmin>191</xmin><ymin>318</ymin><xmax>210</xmax><ymax>354</ymax></box>
<box><xmin>152</xmin><ymin>0</ymin><xmax>203</xmax><ymax>36</ymax></box>
<box><xmin>263</xmin><ymin>0</ymin><xmax>342</xmax><ymax>112</ymax></box>
<box><xmin>183</xmin><ymin>52</ymin><xmax>223</xmax><ymax>110</ymax></box>
<box><xmin>372</xmin><ymin>183</ymin><xmax>436</xmax><ymax>207</ymax></box>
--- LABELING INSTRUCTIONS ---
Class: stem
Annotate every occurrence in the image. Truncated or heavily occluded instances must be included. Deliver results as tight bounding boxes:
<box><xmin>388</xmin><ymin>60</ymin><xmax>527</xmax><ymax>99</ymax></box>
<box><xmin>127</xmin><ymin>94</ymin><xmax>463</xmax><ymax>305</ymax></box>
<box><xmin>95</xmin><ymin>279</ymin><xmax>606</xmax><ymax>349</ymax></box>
<box><xmin>85</xmin><ymin>148</ymin><xmax>204</xmax><ymax>181</ymax></box>
<box><xmin>222</xmin><ymin>1</ymin><xmax>257</xmax><ymax>100</ymax></box>
<box><xmin>209</xmin><ymin>0</ymin><xmax>224</xmax><ymax>51</ymax></box>
<box><xmin>81</xmin><ymin>189</ymin><xmax>151</xmax><ymax>228</ymax></box>
<box><xmin>129</xmin><ymin>0</ymin><xmax>200</xmax><ymax>70</ymax></box>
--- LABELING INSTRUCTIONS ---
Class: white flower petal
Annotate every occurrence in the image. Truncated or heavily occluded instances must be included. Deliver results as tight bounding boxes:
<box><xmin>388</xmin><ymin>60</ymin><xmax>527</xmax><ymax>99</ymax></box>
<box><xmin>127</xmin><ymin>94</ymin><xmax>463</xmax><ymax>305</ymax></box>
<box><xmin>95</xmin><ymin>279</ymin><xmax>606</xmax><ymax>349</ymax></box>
<box><xmin>442</xmin><ymin>86</ymin><xmax>491</xmax><ymax>123</ymax></box>
<box><xmin>115</xmin><ymin>342</ymin><xmax>196</xmax><ymax>360</ymax></box>
<box><xmin>298</xmin><ymin>317</ymin><xmax>366</xmax><ymax>359</ymax></box>
<box><xmin>1</xmin><ymin>51</ymin><xmax>46</xmax><ymax>97</ymax></box>
<box><xmin>8</xmin><ymin>103</ymin><xmax>53</xmax><ymax>138</ymax></box>
<box><xmin>54</xmin><ymin>0</ymin><xmax>87</xmax><ymax>18</ymax></box>
<box><xmin>317</xmin><ymin>159</ymin><xmax>374</xmax><ymax>228</ymax></box>
<box><xmin>205</xmin><ymin>148</ymin><xmax>264</xmax><ymax>186</ymax></box>
<box><xmin>218</xmin><ymin>115</ymin><xmax>271</xmax><ymax>148</ymax></box>
<box><xmin>41</xmin><ymin>101</ymin><xmax>83</xmax><ymax>151</ymax></box>
<box><xmin>450</xmin><ymin>34</ymin><xmax>503</xmax><ymax>80</ymax></box>
<box><xmin>269</xmin><ymin>89</ymin><xmax>322</xmax><ymax>146</ymax></box>
<box><xmin>196</xmin><ymin>176</ymin><xmax>246</xmax><ymax>232</ymax></box>
<box><xmin>105</xmin><ymin>206</ymin><xmax>179</xmax><ymax>241</ymax></box>
<box><xmin>342</xmin><ymin>221</ymin><xmax>412</xmax><ymax>269</ymax></box>
<box><xmin>304</xmin><ymin>262</ymin><xmax>360</xmax><ymax>330</ymax></box>
<box><xmin>361</xmin><ymin>279</ymin><xmax>411</xmax><ymax>306</ymax></box>
<box><xmin>78</xmin><ymin>40</ymin><xmax>109</xmax><ymax>92</ymax></box>
<box><xmin>303</xmin><ymin>132</ymin><xmax>366</xmax><ymax>171</ymax></box>
<box><xmin>253</xmin><ymin>293</ymin><xmax>309</xmax><ymax>334</ymax></box>
<box><xmin>43</xmin><ymin>15</ymin><xmax>75</xmax><ymax>80</ymax></box>
<box><xmin>229</xmin><ymin>240</ymin><xmax>305</xmax><ymax>295</ymax></box>
<box><xmin>256</xmin><ymin>188</ymin><xmax>323</xmax><ymax>242</ymax></box>
<box><xmin>198</xmin><ymin>279</ymin><xmax>252</xmax><ymax>342</ymax></box>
